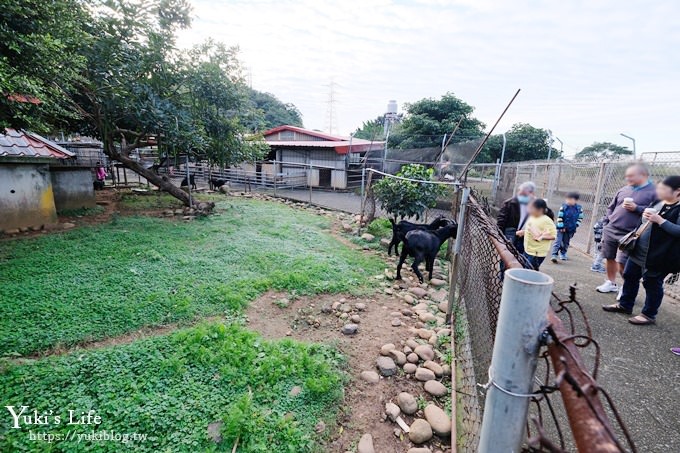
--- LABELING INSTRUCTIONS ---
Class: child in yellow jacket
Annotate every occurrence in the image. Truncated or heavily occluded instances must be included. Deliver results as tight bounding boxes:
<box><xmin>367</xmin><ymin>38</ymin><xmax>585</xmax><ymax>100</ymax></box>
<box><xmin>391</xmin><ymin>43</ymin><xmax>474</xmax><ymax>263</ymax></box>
<box><xmin>517</xmin><ymin>199</ymin><xmax>557</xmax><ymax>270</ymax></box>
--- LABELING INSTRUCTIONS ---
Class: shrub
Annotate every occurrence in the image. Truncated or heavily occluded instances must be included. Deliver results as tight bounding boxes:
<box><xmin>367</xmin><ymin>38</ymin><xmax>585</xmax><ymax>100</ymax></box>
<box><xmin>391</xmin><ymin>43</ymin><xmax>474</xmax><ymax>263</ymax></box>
<box><xmin>372</xmin><ymin>164</ymin><xmax>445</xmax><ymax>221</ymax></box>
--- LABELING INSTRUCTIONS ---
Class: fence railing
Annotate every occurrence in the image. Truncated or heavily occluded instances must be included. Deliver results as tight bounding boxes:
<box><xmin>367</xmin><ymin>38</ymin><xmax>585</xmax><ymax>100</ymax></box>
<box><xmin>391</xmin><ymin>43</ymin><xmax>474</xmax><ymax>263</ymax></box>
<box><xmin>449</xmin><ymin>191</ymin><xmax>636</xmax><ymax>452</ymax></box>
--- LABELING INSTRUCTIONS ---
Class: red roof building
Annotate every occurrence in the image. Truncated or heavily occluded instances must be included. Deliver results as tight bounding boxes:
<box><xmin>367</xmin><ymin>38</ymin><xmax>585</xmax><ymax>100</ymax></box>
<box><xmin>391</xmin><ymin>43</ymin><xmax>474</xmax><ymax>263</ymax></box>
<box><xmin>262</xmin><ymin>125</ymin><xmax>384</xmax><ymax>189</ymax></box>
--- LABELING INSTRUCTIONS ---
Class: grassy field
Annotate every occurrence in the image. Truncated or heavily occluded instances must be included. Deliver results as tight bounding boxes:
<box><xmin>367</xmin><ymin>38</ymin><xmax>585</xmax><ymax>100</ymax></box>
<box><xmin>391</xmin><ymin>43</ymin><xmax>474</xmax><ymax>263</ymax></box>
<box><xmin>0</xmin><ymin>199</ymin><xmax>382</xmax><ymax>356</ymax></box>
<box><xmin>0</xmin><ymin>197</ymin><xmax>383</xmax><ymax>452</ymax></box>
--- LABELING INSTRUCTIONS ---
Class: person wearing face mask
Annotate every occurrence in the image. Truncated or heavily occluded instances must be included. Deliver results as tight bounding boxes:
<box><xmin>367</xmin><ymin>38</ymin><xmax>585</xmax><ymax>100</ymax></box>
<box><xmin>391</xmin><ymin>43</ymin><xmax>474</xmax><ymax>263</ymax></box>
<box><xmin>497</xmin><ymin>181</ymin><xmax>536</xmax><ymax>253</ymax></box>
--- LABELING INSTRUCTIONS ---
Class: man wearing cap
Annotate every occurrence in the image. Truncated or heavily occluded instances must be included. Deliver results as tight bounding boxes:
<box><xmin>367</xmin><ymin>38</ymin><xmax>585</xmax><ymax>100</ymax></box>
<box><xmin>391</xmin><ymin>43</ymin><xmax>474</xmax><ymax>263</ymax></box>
<box><xmin>596</xmin><ymin>164</ymin><xmax>657</xmax><ymax>296</ymax></box>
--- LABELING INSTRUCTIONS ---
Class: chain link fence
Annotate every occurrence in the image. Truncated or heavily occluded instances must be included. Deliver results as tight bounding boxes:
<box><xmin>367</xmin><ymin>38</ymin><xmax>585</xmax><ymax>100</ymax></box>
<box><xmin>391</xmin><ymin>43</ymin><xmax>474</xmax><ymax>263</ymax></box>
<box><xmin>450</xmin><ymin>191</ymin><xmax>636</xmax><ymax>452</ymax></box>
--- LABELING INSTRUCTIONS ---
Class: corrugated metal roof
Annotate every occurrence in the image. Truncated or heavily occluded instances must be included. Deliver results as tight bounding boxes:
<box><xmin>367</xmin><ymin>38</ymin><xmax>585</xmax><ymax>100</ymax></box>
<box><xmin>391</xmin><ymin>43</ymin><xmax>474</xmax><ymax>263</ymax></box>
<box><xmin>0</xmin><ymin>129</ymin><xmax>75</xmax><ymax>159</ymax></box>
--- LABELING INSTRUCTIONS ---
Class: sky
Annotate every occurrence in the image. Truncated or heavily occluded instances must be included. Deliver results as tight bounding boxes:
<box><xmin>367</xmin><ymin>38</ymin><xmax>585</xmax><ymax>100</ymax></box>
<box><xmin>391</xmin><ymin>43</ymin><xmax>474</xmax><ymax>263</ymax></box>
<box><xmin>177</xmin><ymin>0</ymin><xmax>680</xmax><ymax>157</ymax></box>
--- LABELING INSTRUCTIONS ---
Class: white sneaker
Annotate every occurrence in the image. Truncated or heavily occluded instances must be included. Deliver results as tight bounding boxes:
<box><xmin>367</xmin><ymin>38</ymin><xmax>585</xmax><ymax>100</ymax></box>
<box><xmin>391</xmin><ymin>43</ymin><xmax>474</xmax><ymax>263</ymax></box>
<box><xmin>616</xmin><ymin>288</ymin><xmax>623</xmax><ymax>301</ymax></box>
<box><xmin>596</xmin><ymin>281</ymin><xmax>619</xmax><ymax>293</ymax></box>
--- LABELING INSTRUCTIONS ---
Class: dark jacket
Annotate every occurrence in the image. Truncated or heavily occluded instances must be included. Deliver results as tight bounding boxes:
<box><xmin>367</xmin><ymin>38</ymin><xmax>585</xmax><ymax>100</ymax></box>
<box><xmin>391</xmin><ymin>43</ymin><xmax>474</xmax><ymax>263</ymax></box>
<box><xmin>556</xmin><ymin>203</ymin><xmax>584</xmax><ymax>232</ymax></box>
<box><xmin>641</xmin><ymin>202</ymin><xmax>680</xmax><ymax>274</ymax></box>
<box><xmin>497</xmin><ymin>197</ymin><xmax>522</xmax><ymax>232</ymax></box>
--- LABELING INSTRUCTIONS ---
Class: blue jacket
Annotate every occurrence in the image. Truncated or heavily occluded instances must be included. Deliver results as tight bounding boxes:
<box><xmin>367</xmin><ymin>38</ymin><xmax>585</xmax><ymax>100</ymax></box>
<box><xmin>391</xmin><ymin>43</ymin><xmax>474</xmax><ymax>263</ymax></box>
<box><xmin>556</xmin><ymin>203</ymin><xmax>584</xmax><ymax>232</ymax></box>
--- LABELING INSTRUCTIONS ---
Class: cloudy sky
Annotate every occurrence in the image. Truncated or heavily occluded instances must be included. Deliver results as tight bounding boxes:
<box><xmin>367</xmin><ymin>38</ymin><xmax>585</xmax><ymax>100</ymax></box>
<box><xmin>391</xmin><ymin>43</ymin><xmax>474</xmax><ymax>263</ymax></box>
<box><xmin>177</xmin><ymin>0</ymin><xmax>680</xmax><ymax>157</ymax></box>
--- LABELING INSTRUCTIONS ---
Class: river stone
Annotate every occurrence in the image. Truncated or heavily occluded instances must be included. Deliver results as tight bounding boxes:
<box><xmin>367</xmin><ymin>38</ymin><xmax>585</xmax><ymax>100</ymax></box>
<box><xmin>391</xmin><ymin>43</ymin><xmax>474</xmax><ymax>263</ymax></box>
<box><xmin>350</xmin><ymin>314</ymin><xmax>361</xmax><ymax>323</ymax></box>
<box><xmin>380</xmin><ymin>343</ymin><xmax>396</xmax><ymax>356</ymax></box>
<box><xmin>401</xmin><ymin>308</ymin><xmax>414</xmax><ymax>316</ymax></box>
<box><xmin>430</xmin><ymin>289</ymin><xmax>448</xmax><ymax>303</ymax></box>
<box><xmin>357</xmin><ymin>433</ymin><xmax>375</xmax><ymax>453</ymax></box>
<box><xmin>339</xmin><ymin>303</ymin><xmax>352</xmax><ymax>313</ymax></box>
<box><xmin>360</xmin><ymin>371</ymin><xmax>380</xmax><ymax>384</ymax></box>
<box><xmin>397</xmin><ymin>392</ymin><xmax>418</xmax><ymax>415</ymax></box>
<box><xmin>423</xmin><ymin>360</ymin><xmax>443</xmax><ymax>377</ymax></box>
<box><xmin>391</xmin><ymin>318</ymin><xmax>402</xmax><ymax>327</ymax></box>
<box><xmin>361</xmin><ymin>233</ymin><xmax>375</xmax><ymax>241</ymax></box>
<box><xmin>424</xmin><ymin>380</ymin><xmax>447</xmax><ymax>397</ymax></box>
<box><xmin>376</xmin><ymin>356</ymin><xmax>397</xmax><ymax>376</ymax></box>
<box><xmin>403</xmin><ymin>363</ymin><xmax>417</xmax><ymax>374</ymax></box>
<box><xmin>415</xmin><ymin>367</ymin><xmax>436</xmax><ymax>382</ymax></box>
<box><xmin>389</xmin><ymin>350</ymin><xmax>407</xmax><ymax>366</ymax></box>
<box><xmin>341</xmin><ymin>323</ymin><xmax>358</xmax><ymax>335</ymax></box>
<box><xmin>380</xmin><ymin>238</ymin><xmax>391</xmax><ymax>247</ymax></box>
<box><xmin>409</xmin><ymin>287</ymin><xmax>428</xmax><ymax>298</ymax></box>
<box><xmin>414</xmin><ymin>345</ymin><xmax>435</xmax><ymax>361</ymax></box>
<box><xmin>385</xmin><ymin>402</ymin><xmax>401</xmax><ymax>421</ymax></box>
<box><xmin>413</xmin><ymin>302</ymin><xmax>429</xmax><ymax>311</ymax></box>
<box><xmin>403</xmin><ymin>345</ymin><xmax>413</xmax><ymax>354</ymax></box>
<box><xmin>418</xmin><ymin>329</ymin><xmax>433</xmax><ymax>340</ymax></box>
<box><xmin>408</xmin><ymin>419</ymin><xmax>433</xmax><ymax>444</ymax></box>
<box><xmin>424</xmin><ymin>404</ymin><xmax>451</xmax><ymax>437</ymax></box>
<box><xmin>355</xmin><ymin>302</ymin><xmax>367</xmax><ymax>311</ymax></box>
<box><xmin>418</xmin><ymin>312</ymin><xmax>437</xmax><ymax>322</ymax></box>
<box><xmin>407</xmin><ymin>352</ymin><xmax>420</xmax><ymax>364</ymax></box>
<box><xmin>403</xmin><ymin>294</ymin><xmax>415</xmax><ymax>304</ymax></box>
<box><xmin>442</xmin><ymin>364</ymin><xmax>451</xmax><ymax>376</ymax></box>
<box><xmin>428</xmin><ymin>334</ymin><xmax>439</xmax><ymax>345</ymax></box>
<box><xmin>406</xmin><ymin>339</ymin><xmax>419</xmax><ymax>350</ymax></box>
<box><xmin>430</xmin><ymin>278</ymin><xmax>446</xmax><ymax>287</ymax></box>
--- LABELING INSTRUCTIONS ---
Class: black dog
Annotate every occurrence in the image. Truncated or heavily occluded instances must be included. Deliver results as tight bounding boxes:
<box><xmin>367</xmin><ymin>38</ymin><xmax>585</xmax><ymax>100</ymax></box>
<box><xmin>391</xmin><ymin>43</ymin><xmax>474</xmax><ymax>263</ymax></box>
<box><xmin>180</xmin><ymin>175</ymin><xmax>197</xmax><ymax>190</ymax></box>
<box><xmin>210</xmin><ymin>178</ymin><xmax>227</xmax><ymax>190</ymax></box>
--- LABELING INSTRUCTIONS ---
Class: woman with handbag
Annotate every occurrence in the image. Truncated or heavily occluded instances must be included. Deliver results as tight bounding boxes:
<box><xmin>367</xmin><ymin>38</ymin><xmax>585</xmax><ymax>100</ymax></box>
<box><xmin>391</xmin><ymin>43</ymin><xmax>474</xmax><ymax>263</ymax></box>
<box><xmin>602</xmin><ymin>176</ymin><xmax>680</xmax><ymax>325</ymax></box>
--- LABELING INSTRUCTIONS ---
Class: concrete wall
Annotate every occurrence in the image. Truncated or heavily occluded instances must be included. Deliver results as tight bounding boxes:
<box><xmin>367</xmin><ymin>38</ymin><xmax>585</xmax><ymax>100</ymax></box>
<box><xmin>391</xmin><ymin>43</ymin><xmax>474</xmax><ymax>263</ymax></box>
<box><xmin>51</xmin><ymin>167</ymin><xmax>95</xmax><ymax>212</ymax></box>
<box><xmin>0</xmin><ymin>164</ymin><xmax>57</xmax><ymax>231</ymax></box>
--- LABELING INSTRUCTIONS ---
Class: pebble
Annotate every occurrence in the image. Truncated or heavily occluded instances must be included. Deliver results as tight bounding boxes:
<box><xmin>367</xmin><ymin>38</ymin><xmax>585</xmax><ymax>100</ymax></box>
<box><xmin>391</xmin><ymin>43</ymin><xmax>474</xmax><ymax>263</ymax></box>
<box><xmin>403</xmin><ymin>294</ymin><xmax>415</xmax><ymax>304</ymax></box>
<box><xmin>403</xmin><ymin>363</ymin><xmax>417</xmax><ymax>374</ymax></box>
<box><xmin>438</xmin><ymin>301</ymin><xmax>448</xmax><ymax>314</ymax></box>
<box><xmin>385</xmin><ymin>402</ymin><xmax>400</xmax><ymax>421</ymax></box>
<box><xmin>361</xmin><ymin>233</ymin><xmax>375</xmax><ymax>241</ymax></box>
<box><xmin>389</xmin><ymin>350</ymin><xmax>407</xmax><ymax>366</ymax></box>
<box><xmin>390</xmin><ymin>311</ymin><xmax>402</xmax><ymax>317</ymax></box>
<box><xmin>360</xmin><ymin>371</ymin><xmax>380</xmax><ymax>384</ymax></box>
<box><xmin>350</xmin><ymin>314</ymin><xmax>361</xmax><ymax>323</ymax></box>
<box><xmin>376</xmin><ymin>356</ymin><xmax>398</xmax><ymax>376</ymax></box>
<box><xmin>397</xmin><ymin>392</ymin><xmax>418</xmax><ymax>415</ymax></box>
<box><xmin>401</xmin><ymin>308</ymin><xmax>414</xmax><ymax>316</ymax></box>
<box><xmin>380</xmin><ymin>343</ymin><xmax>396</xmax><ymax>356</ymax></box>
<box><xmin>391</xmin><ymin>318</ymin><xmax>402</xmax><ymax>327</ymax></box>
<box><xmin>342</xmin><ymin>223</ymin><xmax>353</xmax><ymax>232</ymax></box>
<box><xmin>315</xmin><ymin>421</ymin><xmax>326</xmax><ymax>433</ymax></box>
<box><xmin>419</xmin><ymin>312</ymin><xmax>437</xmax><ymax>323</ymax></box>
<box><xmin>424</xmin><ymin>404</ymin><xmax>451</xmax><ymax>437</ymax></box>
<box><xmin>321</xmin><ymin>304</ymin><xmax>333</xmax><ymax>314</ymax></box>
<box><xmin>403</xmin><ymin>345</ymin><xmax>413</xmax><ymax>354</ymax></box>
<box><xmin>355</xmin><ymin>302</ymin><xmax>367</xmax><ymax>311</ymax></box>
<box><xmin>384</xmin><ymin>288</ymin><xmax>394</xmax><ymax>295</ymax></box>
<box><xmin>332</xmin><ymin>301</ymin><xmax>341</xmax><ymax>310</ymax></box>
<box><xmin>424</xmin><ymin>380</ymin><xmax>447</xmax><ymax>397</ymax></box>
<box><xmin>357</xmin><ymin>433</ymin><xmax>375</xmax><ymax>453</ymax></box>
<box><xmin>380</xmin><ymin>238</ymin><xmax>391</xmax><ymax>247</ymax></box>
<box><xmin>409</xmin><ymin>287</ymin><xmax>428</xmax><ymax>298</ymax></box>
<box><xmin>414</xmin><ymin>344</ymin><xmax>435</xmax><ymax>361</ymax></box>
<box><xmin>418</xmin><ymin>329</ymin><xmax>433</xmax><ymax>340</ymax></box>
<box><xmin>408</xmin><ymin>419</ymin><xmax>433</xmax><ymax>444</ymax></box>
<box><xmin>415</xmin><ymin>367</ymin><xmax>436</xmax><ymax>382</ymax></box>
<box><xmin>339</xmin><ymin>313</ymin><xmax>349</xmax><ymax>320</ymax></box>
<box><xmin>430</xmin><ymin>289</ymin><xmax>448</xmax><ymax>303</ymax></box>
<box><xmin>428</xmin><ymin>334</ymin><xmax>439</xmax><ymax>346</ymax></box>
<box><xmin>407</xmin><ymin>353</ymin><xmax>420</xmax><ymax>364</ymax></box>
<box><xmin>442</xmin><ymin>364</ymin><xmax>451</xmax><ymax>376</ymax></box>
<box><xmin>341</xmin><ymin>323</ymin><xmax>358</xmax><ymax>335</ymax></box>
<box><xmin>339</xmin><ymin>303</ymin><xmax>352</xmax><ymax>313</ymax></box>
<box><xmin>413</xmin><ymin>303</ymin><xmax>429</xmax><ymax>311</ymax></box>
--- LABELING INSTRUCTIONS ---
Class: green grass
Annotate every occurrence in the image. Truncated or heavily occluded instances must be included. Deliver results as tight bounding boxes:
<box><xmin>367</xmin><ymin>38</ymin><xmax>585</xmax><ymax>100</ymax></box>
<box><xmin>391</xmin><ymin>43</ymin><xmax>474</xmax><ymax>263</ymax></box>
<box><xmin>58</xmin><ymin>206</ymin><xmax>105</xmax><ymax>216</ymax></box>
<box><xmin>0</xmin><ymin>322</ymin><xmax>346</xmax><ymax>452</ymax></box>
<box><xmin>0</xmin><ymin>199</ymin><xmax>383</xmax><ymax>356</ymax></box>
<box><xmin>365</xmin><ymin>218</ymin><xmax>392</xmax><ymax>239</ymax></box>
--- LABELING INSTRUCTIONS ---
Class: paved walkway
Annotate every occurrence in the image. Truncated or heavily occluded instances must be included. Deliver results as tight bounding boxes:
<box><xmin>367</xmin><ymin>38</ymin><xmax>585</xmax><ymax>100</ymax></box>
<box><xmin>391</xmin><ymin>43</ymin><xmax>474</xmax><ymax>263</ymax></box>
<box><xmin>540</xmin><ymin>251</ymin><xmax>680</xmax><ymax>452</ymax></box>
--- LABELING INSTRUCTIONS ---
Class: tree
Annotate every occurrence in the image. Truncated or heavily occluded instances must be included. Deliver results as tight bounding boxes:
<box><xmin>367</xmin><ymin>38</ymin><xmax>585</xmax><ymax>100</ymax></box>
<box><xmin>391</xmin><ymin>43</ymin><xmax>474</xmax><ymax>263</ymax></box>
<box><xmin>478</xmin><ymin>123</ymin><xmax>560</xmax><ymax>163</ymax></box>
<box><xmin>353</xmin><ymin>116</ymin><xmax>389</xmax><ymax>141</ymax></box>
<box><xmin>574</xmin><ymin>142</ymin><xmax>633</xmax><ymax>161</ymax></box>
<box><xmin>372</xmin><ymin>164</ymin><xmax>446</xmax><ymax>221</ymax></box>
<box><xmin>388</xmin><ymin>93</ymin><xmax>485</xmax><ymax>149</ymax></box>
<box><xmin>71</xmin><ymin>0</ymin><xmax>267</xmax><ymax>206</ymax></box>
<box><xmin>0</xmin><ymin>0</ymin><xmax>88</xmax><ymax>131</ymax></box>
<box><xmin>244</xmin><ymin>89</ymin><xmax>303</xmax><ymax>131</ymax></box>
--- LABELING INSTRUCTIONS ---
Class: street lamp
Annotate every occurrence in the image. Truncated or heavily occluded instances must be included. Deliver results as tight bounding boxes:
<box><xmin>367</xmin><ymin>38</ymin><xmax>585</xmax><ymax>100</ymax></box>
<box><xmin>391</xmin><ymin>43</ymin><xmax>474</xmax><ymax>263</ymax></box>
<box><xmin>620</xmin><ymin>133</ymin><xmax>636</xmax><ymax>159</ymax></box>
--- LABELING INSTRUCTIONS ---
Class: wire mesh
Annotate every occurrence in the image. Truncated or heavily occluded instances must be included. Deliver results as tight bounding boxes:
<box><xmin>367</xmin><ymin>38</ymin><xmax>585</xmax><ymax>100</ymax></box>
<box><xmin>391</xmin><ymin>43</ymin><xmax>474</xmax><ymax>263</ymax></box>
<box><xmin>451</xmin><ymin>192</ymin><xmax>637</xmax><ymax>452</ymax></box>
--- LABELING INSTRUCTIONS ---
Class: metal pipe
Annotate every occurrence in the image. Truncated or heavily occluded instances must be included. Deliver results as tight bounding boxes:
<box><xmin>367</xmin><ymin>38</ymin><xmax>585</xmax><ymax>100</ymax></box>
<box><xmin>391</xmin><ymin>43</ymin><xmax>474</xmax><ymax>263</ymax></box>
<box><xmin>478</xmin><ymin>268</ymin><xmax>554</xmax><ymax>453</ymax></box>
<box><xmin>620</xmin><ymin>133</ymin><xmax>636</xmax><ymax>159</ymax></box>
<box><xmin>446</xmin><ymin>187</ymin><xmax>470</xmax><ymax>321</ymax></box>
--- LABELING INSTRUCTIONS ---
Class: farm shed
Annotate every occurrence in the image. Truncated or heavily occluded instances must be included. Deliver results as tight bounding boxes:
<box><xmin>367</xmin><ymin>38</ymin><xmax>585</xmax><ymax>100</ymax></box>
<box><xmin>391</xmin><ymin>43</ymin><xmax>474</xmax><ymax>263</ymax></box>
<box><xmin>0</xmin><ymin>129</ymin><xmax>95</xmax><ymax>232</ymax></box>
<box><xmin>263</xmin><ymin>125</ymin><xmax>384</xmax><ymax>189</ymax></box>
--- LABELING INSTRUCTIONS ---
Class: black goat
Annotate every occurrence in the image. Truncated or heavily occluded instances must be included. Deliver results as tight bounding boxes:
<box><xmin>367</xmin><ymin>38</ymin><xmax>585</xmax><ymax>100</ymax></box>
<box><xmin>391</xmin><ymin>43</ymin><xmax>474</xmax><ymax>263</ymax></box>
<box><xmin>396</xmin><ymin>222</ymin><xmax>458</xmax><ymax>283</ymax></box>
<box><xmin>180</xmin><ymin>175</ymin><xmax>197</xmax><ymax>190</ymax></box>
<box><xmin>388</xmin><ymin>216</ymin><xmax>451</xmax><ymax>256</ymax></box>
<box><xmin>210</xmin><ymin>178</ymin><xmax>227</xmax><ymax>190</ymax></box>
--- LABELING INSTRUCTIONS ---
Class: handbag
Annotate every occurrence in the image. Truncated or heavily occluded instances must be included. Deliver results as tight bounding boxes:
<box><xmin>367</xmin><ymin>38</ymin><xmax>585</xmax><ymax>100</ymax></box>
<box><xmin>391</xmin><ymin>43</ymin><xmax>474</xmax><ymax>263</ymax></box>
<box><xmin>618</xmin><ymin>201</ymin><xmax>664</xmax><ymax>252</ymax></box>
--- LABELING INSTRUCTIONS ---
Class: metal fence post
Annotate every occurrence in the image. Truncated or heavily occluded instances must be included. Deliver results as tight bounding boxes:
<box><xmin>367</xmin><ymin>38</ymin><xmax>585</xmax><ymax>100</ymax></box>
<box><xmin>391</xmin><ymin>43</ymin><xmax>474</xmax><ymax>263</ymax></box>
<box><xmin>585</xmin><ymin>162</ymin><xmax>607</xmax><ymax>254</ymax></box>
<box><xmin>308</xmin><ymin>163</ymin><xmax>313</xmax><ymax>204</ymax></box>
<box><xmin>360</xmin><ymin>167</ymin><xmax>366</xmax><ymax>198</ymax></box>
<box><xmin>478</xmin><ymin>268</ymin><xmax>554</xmax><ymax>453</ymax></box>
<box><xmin>446</xmin><ymin>187</ymin><xmax>470</xmax><ymax>321</ymax></box>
